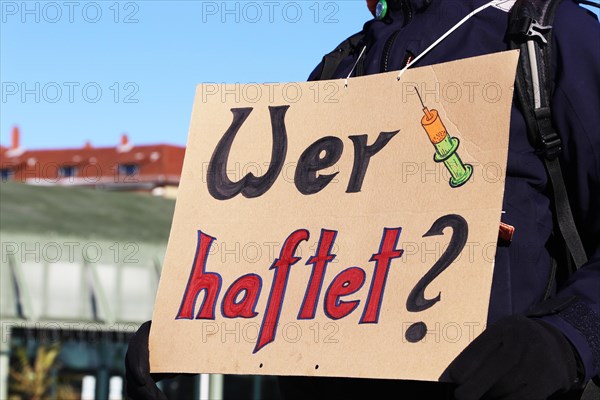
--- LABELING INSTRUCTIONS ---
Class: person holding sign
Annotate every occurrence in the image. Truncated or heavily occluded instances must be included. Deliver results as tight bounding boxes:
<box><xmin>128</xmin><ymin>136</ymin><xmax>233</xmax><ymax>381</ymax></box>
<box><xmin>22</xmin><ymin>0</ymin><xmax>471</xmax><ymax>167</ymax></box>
<box><xmin>126</xmin><ymin>0</ymin><xmax>600</xmax><ymax>399</ymax></box>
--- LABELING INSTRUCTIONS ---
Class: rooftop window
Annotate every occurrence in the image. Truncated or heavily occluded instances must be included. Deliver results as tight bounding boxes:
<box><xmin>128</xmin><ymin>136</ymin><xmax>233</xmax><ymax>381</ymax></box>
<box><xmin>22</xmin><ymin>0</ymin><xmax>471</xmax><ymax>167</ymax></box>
<box><xmin>1</xmin><ymin>168</ymin><xmax>14</xmax><ymax>182</ymax></box>
<box><xmin>59</xmin><ymin>166</ymin><xmax>78</xmax><ymax>178</ymax></box>
<box><xmin>118</xmin><ymin>164</ymin><xmax>139</xmax><ymax>177</ymax></box>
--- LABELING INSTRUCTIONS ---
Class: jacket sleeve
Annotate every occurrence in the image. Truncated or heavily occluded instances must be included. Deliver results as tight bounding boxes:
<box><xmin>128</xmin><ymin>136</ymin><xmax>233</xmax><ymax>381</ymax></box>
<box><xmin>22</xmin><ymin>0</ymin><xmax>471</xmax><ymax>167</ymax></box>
<box><xmin>534</xmin><ymin>0</ymin><xmax>600</xmax><ymax>383</ymax></box>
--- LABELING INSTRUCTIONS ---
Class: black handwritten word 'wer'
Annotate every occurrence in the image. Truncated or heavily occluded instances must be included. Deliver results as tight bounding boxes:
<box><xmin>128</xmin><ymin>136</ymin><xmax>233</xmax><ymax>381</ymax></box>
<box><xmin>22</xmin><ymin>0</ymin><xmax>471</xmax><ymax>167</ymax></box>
<box><xmin>206</xmin><ymin>106</ymin><xmax>399</xmax><ymax>200</ymax></box>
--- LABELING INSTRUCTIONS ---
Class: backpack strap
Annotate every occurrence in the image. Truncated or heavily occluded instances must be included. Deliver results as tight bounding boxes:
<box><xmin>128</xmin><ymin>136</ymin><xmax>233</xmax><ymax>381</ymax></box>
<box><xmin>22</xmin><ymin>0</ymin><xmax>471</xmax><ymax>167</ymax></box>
<box><xmin>313</xmin><ymin>31</ymin><xmax>367</xmax><ymax>81</ymax></box>
<box><xmin>508</xmin><ymin>0</ymin><xmax>588</xmax><ymax>270</ymax></box>
<box><xmin>509</xmin><ymin>3</ymin><xmax>599</xmax><ymax>395</ymax></box>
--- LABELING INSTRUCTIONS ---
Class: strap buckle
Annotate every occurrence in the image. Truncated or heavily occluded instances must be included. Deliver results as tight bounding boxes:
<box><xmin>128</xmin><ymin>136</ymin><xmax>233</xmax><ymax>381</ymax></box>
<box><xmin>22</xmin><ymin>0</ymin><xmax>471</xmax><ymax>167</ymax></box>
<box><xmin>535</xmin><ymin>107</ymin><xmax>562</xmax><ymax>160</ymax></box>
<box><xmin>540</xmin><ymin>131</ymin><xmax>562</xmax><ymax>160</ymax></box>
<box><xmin>526</xmin><ymin>19</ymin><xmax>552</xmax><ymax>44</ymax></box>
<box><xmin>509</xmin><ymin>17</ymin><xmax>552</xmax><ymax>45</ymax></box>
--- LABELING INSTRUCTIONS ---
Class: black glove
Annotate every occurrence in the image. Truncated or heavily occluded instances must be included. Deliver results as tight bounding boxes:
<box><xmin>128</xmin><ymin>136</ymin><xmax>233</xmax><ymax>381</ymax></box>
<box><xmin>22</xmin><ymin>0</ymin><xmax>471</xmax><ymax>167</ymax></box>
<box><xmin>442</xmin><ymin>315</ymin><xmax>582</xmax><ymax>400</ymax></box>
<box><xmin>125</xmin><ymin>321</ymin><xmax>176</xmax><ymax>400</ymax></box>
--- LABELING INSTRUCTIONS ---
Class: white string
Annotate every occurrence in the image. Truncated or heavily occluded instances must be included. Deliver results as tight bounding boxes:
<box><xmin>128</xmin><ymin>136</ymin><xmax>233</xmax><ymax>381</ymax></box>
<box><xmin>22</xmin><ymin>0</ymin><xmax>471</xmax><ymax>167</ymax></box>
<box><xmin>344</xmin><ymin>45</ymin><xmax>367</xmax><ymax>88</ymax></box>
<box><xmin>396</xmin><ymin>0</ymin><xmax>505</xmax><ymax>81</ymax></box>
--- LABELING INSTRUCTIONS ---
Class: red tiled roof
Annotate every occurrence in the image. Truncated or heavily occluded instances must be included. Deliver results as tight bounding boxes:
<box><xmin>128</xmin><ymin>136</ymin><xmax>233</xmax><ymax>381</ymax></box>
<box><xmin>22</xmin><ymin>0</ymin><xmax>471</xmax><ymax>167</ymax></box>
<box><xmin>0</xmin><ymin>143</ymin><xmax>185</xmax><ymax>186</ymax></box>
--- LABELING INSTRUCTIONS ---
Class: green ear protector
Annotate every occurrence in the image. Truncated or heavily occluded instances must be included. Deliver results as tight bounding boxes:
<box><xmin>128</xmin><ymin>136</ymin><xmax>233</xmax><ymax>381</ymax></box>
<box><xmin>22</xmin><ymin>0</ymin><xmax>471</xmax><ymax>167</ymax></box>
<box><xmin>376</xmin><ymin>0</ymin><xmax>388</xmax><ymax>20</ymax></box>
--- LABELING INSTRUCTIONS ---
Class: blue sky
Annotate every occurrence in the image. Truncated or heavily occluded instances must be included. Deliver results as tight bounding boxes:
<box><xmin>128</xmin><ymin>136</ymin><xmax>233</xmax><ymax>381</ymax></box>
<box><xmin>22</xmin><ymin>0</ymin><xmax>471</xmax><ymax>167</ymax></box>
<box><xmin>1</xmin><ymin>1</ymin><xmax>598</xmax><ymax>150</ymax></box>
<box><xmin>1</xmin><ymin>1</ymin><xmax>370</xmax><ymax>149</ymax></box>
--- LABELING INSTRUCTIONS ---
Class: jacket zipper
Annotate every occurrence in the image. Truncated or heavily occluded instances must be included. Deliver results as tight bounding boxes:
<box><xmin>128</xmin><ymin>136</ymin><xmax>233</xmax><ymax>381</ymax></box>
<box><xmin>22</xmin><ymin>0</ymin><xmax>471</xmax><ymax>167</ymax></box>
<box><xmin>381</xmin><ymin>30</ymin><xmax>402</xmax><ymax>72</ymax></box>
<box><xmin>381</xmin><ymin>1</ymin><xmax>414</xmax><ymax>73</ymax></box>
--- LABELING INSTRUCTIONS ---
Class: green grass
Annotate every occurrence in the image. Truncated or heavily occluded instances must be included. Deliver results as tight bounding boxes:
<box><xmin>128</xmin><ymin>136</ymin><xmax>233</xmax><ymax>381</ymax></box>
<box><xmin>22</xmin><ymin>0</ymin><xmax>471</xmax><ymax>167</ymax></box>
<box><xmin>0</xmin><ymin>182</ymin><xmax>175</xmax><ymax>243</ymax></box>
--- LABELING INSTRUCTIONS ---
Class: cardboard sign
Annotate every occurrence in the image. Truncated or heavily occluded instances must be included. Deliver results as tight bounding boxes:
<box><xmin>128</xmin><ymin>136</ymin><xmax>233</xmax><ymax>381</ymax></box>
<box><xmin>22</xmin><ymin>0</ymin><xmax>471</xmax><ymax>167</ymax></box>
<box><xmin>150</xmin><ymin>51</ymin><xmax>519</xmax><ymax>381</ymax></box>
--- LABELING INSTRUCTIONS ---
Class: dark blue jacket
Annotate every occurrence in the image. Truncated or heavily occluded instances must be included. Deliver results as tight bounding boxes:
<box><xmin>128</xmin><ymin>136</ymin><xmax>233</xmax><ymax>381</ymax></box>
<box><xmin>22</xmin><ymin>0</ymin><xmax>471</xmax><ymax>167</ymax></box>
<box><xmin>308</xmin><ymin>0</ymin><xmax>600</xmax><ymax>383</ymax></box>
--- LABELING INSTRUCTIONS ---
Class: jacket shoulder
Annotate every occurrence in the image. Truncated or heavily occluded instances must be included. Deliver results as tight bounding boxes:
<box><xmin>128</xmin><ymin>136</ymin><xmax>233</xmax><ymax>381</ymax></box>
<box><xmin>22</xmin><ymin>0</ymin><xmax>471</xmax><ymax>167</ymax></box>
<box><xmin>308</xmin><ymin>27</ymin><xmax>369</xmax><ymax>81</ymax></box>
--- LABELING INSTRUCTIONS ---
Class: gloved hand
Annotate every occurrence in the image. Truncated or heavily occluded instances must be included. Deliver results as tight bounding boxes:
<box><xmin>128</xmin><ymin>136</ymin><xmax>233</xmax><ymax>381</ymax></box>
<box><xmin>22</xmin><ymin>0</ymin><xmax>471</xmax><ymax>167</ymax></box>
<box><xmin>442</xmin><ymin>315</ymin><xmax>582</xmax><ymax>400</ymax></box>
<box><xmin>125</xmin><ymin>321</ymin><xmax>176</xmax><ymax>400</ymax></box>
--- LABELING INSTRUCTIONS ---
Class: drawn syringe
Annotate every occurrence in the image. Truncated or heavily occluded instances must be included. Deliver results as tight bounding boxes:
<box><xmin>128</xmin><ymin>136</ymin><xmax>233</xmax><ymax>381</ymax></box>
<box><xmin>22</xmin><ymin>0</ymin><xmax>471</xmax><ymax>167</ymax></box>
<box><xmin>415</xmin><ymin>88</ymin><xmax>473</xmax><ymax>188</ymax></box>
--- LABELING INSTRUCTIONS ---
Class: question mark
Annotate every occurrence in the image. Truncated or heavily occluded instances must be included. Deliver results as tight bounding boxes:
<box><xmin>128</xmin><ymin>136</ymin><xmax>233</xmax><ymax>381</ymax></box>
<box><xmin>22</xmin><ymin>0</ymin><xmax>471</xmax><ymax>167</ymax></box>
<box><xmin>405</xmin><ymin>214</ymin><xmax>468</xmax><ymax>343</ymax></box>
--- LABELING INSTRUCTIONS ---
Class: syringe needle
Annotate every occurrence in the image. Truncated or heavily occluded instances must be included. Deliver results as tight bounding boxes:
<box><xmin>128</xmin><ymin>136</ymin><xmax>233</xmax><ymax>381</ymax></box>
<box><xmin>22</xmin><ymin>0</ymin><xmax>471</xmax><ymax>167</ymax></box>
<box><xmin>414</xmin><ymin>86</ymin><xmax>432</xmax><ymax>119</ymax></box>
<box><xmin>414</xmin><ymin>86</ymin><xmax>426</xmax><ymax>109</ymax></box>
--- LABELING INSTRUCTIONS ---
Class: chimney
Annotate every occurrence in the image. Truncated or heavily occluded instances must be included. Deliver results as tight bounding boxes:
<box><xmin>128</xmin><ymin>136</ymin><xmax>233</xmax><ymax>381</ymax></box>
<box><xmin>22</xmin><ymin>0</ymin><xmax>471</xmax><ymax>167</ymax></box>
<box><xmin>6</xmin><ymin>126</ymin><xmax>24</xmax><ymax>157</ymax></box>
<box><xmin>11</xmin><ymin>126</ymin><xmax>20</xmax><ymax>150</ymax></box>
<box><xmin>84</xmin><ymin>140</ymin><xmax>93</xmax><ymax>149</ymax></box>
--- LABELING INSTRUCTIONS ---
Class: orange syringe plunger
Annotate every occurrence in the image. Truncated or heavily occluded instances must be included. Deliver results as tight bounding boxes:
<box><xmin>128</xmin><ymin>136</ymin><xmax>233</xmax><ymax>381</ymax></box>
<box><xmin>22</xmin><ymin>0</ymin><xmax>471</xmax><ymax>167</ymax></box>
<box><xmin>420</xmin><ymin>108</ymin><xmax>449</xmax><ymax>145</ymax></box>
<box><xmin>414</xmin><ymin>87</ymin><xmax>473</xmax><ymax>188</ymax></box>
